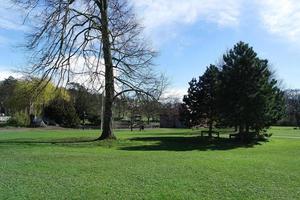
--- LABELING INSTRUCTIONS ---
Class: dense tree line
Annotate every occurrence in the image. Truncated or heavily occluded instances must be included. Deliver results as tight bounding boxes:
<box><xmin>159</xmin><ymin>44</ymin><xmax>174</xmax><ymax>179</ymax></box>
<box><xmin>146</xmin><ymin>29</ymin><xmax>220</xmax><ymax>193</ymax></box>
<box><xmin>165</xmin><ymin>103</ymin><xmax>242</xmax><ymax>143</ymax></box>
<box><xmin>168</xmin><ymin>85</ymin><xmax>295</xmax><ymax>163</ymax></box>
<box><xmin>182</xmin><ymin>42</ymin><xmax>285</xmax><ymax>140</ymax></box>
<box><xmin>0</xmin><ymin>77</ymin><xmax>162</xmax><ymax>128</ymax></box>
<box><xmin>0</xmin><ymin>77</ymin><xmax>75</xmax><ymax>127</ymax></box>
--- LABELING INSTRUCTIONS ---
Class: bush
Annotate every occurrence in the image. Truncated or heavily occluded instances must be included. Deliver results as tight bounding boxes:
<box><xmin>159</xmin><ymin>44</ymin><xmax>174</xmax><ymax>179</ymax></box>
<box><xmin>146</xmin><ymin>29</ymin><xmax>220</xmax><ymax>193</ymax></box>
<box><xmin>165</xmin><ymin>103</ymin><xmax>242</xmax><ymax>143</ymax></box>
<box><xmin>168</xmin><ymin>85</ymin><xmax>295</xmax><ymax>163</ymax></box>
<box><xmin>7</xmin><ymin>111</ymin><xmax>30</xmax><ymax>127</ymax></box>
<box><xmin>44</xmin><ymin>98</ymin><xmax>80</xmax><ymax>128</ymax></box>
<box><xmin>87</xmin><ymin>114</ymin><xmax>101</xmax><ymax>125</ymax></box>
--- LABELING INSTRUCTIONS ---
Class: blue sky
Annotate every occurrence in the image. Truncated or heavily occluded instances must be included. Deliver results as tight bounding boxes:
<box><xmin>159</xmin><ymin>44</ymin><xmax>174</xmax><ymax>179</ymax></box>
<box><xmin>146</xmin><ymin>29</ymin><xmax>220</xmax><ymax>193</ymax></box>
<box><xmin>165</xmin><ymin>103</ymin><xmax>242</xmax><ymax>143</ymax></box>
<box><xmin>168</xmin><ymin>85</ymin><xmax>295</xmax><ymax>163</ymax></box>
<box><xmin>0</xmin><ymin>0</ymin><xmax>300</xmax><ymax>99</ymax></box>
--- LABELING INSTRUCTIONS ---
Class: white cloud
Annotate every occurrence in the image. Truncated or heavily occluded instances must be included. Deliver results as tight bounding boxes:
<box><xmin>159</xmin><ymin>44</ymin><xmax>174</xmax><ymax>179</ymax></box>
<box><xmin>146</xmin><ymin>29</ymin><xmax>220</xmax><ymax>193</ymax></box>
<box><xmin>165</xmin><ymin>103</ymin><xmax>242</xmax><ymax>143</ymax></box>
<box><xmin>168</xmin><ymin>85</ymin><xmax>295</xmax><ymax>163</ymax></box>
<box><xmin>68</xmin><ymin>56</ymin><xmax>105</xmax><ymax>91</ymax></box>
<box><xmin>2</xmin><ymin>0</ymin><xmax>300</xmax><ymax>45</ymax></box>
<box><xmin>131</xmin><ymin>0</ymin><xmax>300</xmax><ymax>44</ymax></box>
<box><xmin>257</xmin><ymin>0</ymin><xmax>300</xmax><ymax>41</ymax></box>
<box><xmin>0</xmin><ymin>69</ymin><xmax>22</xmax><ymax>81</ymax></box>
<box><xmin>131</xmin><ymin>0</ymin><xmax>241</xmax><ymax>32</ymax></box>
<box><xmin>129</xmin><ymin>0</ymin><xmax>243</xmax><ymax>47</ymax></box>
<box><xmin>160</xmin><ymin>87</ymin><xmax>187</xmax><ymax>102</ymax></box>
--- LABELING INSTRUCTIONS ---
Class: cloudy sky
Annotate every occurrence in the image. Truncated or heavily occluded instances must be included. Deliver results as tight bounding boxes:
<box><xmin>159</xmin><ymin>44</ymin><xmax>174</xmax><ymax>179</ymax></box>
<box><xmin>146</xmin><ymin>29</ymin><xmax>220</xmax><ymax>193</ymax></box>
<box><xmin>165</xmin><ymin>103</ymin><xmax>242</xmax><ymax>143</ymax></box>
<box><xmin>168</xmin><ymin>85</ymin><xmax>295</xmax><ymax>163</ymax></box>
<box><xmin>0</xmin><ymin>0</ymin><xmax>300</xmax><ymax>98</ymax></box>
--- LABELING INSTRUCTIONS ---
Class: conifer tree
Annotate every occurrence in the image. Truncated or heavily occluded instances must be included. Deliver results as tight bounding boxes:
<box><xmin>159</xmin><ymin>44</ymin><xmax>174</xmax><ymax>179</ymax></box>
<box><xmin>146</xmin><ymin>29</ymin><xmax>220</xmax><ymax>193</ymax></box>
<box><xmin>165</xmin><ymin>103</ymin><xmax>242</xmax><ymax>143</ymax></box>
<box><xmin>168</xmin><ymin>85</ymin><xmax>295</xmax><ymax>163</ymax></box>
<box><xmin>183</xmin><ymin>65</ymin><xmax>219</xmax><ymax>136</ymax></box>
<box><xmin>218</xmin><ymin>41</ymin><xmax>284</xmax><ymax>136</ymax></box>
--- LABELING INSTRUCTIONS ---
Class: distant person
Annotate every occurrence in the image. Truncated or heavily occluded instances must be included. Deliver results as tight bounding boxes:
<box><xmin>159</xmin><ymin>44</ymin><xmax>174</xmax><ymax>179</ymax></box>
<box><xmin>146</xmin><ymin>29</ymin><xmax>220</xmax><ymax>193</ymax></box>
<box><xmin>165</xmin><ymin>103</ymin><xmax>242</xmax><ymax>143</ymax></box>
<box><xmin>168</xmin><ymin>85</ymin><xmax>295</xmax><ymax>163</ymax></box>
<box><xmin>139</xmin><ymin>124</ymin><xmax>145</xmax><ymax>131</ymax></box>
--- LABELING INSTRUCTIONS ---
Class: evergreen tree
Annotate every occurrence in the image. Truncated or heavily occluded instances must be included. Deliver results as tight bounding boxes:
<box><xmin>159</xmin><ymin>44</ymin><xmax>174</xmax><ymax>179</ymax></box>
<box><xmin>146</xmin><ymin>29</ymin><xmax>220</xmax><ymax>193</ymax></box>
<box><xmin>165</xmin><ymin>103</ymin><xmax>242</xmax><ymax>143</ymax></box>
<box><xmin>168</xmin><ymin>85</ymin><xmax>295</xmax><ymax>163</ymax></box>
<box><xmin>67</xmin><ymin>83</ymin><xmax>102</xmax><ymax>122</ymax></box>
<box><xmin>183</xmin><ymin>65</ymin><xmax>220</xmax><ymax>136</ymax></box>
<box><xmin>179</xmin><ymin>103</ymin><xmax>192</xmax><ymax>128</ymax></box>
<box><xmin>197</xmin><ymin>65</ymin><xmax>219</xmax><ymax>135</ymax></box>
<box><xmin>183</xmin><ymin>78</ymin><xmax>200</xmax><ymax>126</ymax></box>
<box><xmin>218</xmin><ymin>41</ymin><xmax>284</xmax><ymax>137</ymax></box>
<box><xmin>43</xmin><ymin>98</ymin><xmax>80</xmax><ymax>128</ymax></box>
<box><xmin>0</xmin><ymin>76</ymin><xmax>17</xmax><ymax>115</ymax></box>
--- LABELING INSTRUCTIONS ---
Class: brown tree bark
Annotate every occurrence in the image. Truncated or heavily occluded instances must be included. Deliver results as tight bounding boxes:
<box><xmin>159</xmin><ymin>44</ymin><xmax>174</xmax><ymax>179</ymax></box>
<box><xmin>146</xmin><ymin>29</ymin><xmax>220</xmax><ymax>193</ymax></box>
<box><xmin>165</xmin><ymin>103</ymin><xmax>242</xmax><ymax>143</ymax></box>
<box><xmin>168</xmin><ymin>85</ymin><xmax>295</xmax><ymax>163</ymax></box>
<box><xmin>97</xmin><ymin>0</ymin><xmax>116</xmax><ymax>140</ymax></box>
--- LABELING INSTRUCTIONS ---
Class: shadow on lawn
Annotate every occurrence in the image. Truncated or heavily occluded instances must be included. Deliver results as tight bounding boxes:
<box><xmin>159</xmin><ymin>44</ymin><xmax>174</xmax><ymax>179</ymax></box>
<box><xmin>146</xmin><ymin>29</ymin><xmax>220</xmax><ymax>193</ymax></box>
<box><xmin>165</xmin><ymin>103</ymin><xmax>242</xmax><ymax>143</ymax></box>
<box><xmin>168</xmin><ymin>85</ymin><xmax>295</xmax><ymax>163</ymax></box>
<box><xmin>0</xmin><ymin>133</ymin><xmax>267</xmax><ymax>151</ymax></box>
<box><xmin>0</xmin><ymin>137</ymin><xmax>96</xmax><ymax>145</ymax></box>
<box><xmin>120</xmin><ymin>136</ymin><xmax>266</xmax><ymax>151</ymax></box>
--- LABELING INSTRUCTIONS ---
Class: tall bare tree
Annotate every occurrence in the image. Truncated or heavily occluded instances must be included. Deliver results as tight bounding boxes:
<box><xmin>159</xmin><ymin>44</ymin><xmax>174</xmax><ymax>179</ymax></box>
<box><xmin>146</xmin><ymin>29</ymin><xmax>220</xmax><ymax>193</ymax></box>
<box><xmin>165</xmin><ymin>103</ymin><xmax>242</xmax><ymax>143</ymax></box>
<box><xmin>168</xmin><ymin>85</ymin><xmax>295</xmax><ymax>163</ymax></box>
<box><xmin>14</xmin><ymin>0</ymin><xmax>163</xmax><ymax>139</ymax></box>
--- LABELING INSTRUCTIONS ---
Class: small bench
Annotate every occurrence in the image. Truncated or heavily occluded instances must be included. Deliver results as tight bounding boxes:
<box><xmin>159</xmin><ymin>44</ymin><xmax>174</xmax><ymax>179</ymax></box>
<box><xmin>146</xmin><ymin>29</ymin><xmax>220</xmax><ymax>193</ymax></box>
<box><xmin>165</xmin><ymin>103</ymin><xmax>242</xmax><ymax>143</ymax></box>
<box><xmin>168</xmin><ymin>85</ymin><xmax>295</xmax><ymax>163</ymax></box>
<box><xmin>130</xmin><ymin>124</ymin><xmax>145</xmax><ymax>131</ymax></box>
<box><xmin>201</xmin><ymin>130</ymin><xmax>220</xmax><ymax>138</ymax></box>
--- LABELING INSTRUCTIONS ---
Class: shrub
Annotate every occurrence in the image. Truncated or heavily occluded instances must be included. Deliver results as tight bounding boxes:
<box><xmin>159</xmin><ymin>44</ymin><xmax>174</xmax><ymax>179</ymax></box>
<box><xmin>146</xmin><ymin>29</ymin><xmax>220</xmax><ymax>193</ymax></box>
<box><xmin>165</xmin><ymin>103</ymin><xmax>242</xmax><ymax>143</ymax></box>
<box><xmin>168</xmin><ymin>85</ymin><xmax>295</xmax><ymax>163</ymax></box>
<box><xmin>87</xmin><ymin>114</ymin><xmax>101</xmax><ymax>126</ymax></box>
<box><xmin>7</xmin><ymin>111</ymin><xmax>30</xmax><ymax>127</ymax></box>
<box><xmin>43</xmin><ymin>98</ymin><xmax>80</xmax><ymax>128</ymax></box>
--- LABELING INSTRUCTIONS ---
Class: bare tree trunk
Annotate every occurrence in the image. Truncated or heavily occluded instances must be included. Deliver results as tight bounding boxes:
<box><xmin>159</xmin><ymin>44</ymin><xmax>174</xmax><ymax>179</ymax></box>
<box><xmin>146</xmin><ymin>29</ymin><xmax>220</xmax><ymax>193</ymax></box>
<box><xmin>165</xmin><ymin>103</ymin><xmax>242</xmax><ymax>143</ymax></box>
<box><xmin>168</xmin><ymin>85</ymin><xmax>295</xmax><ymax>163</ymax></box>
<box><xmin>97</xmin><ymin>0</ymin><xmax>116</xmax><ymax>140</ymax></box>
<box><xmin>130</xmin><ymin>110</ymin><xmax>134</xmax><ymax>131</ymax></box>
<box><xmin>239</xmin><ymin>123</ymin><xmax>246</xmax><ymax>142</ymax></box>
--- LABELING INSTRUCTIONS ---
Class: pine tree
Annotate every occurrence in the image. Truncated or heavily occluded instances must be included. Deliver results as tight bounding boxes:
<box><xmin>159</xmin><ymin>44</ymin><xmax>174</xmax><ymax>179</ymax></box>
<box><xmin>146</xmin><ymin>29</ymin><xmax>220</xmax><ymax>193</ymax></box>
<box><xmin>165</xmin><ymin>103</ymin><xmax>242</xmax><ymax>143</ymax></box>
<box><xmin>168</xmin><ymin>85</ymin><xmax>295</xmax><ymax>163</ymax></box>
<box><xmin>218</xmin><ymin>41</ymin><xmax>284</xmax><ymax>137</ymax></box>
<box><xmin>183</xmin><ymin>65</ymin><xmax>220</xmax><ymax>136</ymax></box>
<box><xmin>183</xmin><ymin>78</ymin><xmax>200</xmax><ymax>126</ymax></box>
<box><xmin>197</xmin><ymin>65</ymin><xmax>220</xmax><ymax>135</ymax></box>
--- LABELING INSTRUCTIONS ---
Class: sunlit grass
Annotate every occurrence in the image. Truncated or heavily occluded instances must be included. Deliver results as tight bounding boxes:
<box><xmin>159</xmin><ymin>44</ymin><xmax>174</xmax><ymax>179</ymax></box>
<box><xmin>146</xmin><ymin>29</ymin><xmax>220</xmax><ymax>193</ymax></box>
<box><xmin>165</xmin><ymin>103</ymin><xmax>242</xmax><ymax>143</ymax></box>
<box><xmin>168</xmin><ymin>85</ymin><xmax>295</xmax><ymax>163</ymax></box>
<box><xmin>0</xmin><ymin>127</ymin><xmax>299</xmax><ymax>199</ymax></box>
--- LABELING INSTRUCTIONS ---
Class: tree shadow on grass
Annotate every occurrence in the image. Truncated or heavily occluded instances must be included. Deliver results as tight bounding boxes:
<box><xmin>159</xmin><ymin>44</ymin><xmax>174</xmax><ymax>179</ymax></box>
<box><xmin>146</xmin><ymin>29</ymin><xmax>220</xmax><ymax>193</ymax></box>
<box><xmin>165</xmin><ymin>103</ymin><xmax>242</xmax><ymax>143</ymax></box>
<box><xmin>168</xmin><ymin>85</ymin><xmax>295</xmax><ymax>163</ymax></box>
<box><xmin>0</xmin><ymin>137</ymin><xmax>98</xmax><ymax>147</ymax></box>
<box><xmin>0</xmin><ymin>134</ymin><xmax>268</xmax><ymax>151</ymax></box>
<box><xmin>120</xmin><ymin>136</ymin><xmax>266</xmax><ymax>151</ymax></box>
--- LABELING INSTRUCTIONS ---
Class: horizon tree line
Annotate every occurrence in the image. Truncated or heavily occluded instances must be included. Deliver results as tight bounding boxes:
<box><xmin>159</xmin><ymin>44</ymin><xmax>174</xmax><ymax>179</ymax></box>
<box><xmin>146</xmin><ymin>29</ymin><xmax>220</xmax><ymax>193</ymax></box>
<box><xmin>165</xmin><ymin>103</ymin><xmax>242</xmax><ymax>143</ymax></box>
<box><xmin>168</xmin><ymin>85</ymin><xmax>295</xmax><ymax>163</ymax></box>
<box><xmin>0</xmin><ymin>76</ymin><xmax>165</xmax><ymax>127</ymax></box>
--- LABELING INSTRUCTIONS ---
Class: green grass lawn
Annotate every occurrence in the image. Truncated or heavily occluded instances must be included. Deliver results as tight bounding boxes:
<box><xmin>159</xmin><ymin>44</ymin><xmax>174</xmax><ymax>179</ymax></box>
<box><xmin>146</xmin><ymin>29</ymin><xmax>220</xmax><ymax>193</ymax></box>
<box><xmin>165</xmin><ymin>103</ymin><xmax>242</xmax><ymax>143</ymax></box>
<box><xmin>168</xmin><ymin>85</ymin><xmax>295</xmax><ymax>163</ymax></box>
<box><xmin>0</xmin><ymin>127</ymin><xmax>299</xmax><ymax>199</ymax></box>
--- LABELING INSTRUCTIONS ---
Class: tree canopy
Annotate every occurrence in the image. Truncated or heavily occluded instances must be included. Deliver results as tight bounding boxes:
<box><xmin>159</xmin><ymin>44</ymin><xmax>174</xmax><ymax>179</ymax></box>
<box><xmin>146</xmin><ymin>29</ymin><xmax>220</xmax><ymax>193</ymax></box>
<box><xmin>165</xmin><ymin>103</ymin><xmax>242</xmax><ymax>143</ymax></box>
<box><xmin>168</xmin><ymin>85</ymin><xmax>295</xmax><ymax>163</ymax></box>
<box><xmin>219</xmin><ymin>42</ymin><xmax>284</xmax><ymax>134</ymax></box>
<box><xmin>14</xmin><ymin>0</ymin><xmax>164</xmax><ymax>139</ymax></box>
<box><xmin>183</xmin><ymin>65</ymin><xmax>219</xmax><ymax>135</ymax></box>
<box><xmin>182</xmin><ymin>41</ymin><xmax>285</xmax><ymax>140</ymax></box>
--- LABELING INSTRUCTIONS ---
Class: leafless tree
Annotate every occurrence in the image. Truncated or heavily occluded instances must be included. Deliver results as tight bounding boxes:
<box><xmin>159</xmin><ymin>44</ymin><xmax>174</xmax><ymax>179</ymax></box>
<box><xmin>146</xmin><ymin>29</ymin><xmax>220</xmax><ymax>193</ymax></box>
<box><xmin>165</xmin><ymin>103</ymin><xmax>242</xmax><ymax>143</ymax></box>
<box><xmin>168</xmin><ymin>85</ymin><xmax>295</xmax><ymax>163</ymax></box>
<box><xmin>13</xmin><ymin>0</ymin><xmax>164</xmax><ymax>139</ymax></box>
<box><xmin>284</xmin><ymin>90</ymin><xmax>300</xmax><ymax>128</ymax></box>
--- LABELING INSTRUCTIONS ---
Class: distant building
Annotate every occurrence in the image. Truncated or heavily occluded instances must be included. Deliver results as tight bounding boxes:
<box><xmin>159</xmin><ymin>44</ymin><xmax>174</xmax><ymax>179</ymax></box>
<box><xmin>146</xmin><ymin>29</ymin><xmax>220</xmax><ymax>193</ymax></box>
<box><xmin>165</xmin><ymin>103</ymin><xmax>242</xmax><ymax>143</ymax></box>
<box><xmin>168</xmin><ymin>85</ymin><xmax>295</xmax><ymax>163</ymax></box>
<box><xmin>159</xmin><ymin>102</ymin><xmax>185</xmax><ymax>128</ymax></box>
<box><xmin>160</xmin><ymin>113</ymin><xmax>184</xmax><ymax>128</ymax></box>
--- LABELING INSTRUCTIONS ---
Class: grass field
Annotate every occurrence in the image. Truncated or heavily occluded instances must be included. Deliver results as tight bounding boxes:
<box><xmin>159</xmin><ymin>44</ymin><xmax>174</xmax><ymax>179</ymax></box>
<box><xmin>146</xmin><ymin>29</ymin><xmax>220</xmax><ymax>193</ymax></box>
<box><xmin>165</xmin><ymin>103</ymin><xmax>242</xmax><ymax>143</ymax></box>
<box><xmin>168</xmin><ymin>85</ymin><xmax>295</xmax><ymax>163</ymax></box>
<box><xmin>0</xmin><ymin>127</ymin><xmax>299</xmax><ymax>199</ymax></box>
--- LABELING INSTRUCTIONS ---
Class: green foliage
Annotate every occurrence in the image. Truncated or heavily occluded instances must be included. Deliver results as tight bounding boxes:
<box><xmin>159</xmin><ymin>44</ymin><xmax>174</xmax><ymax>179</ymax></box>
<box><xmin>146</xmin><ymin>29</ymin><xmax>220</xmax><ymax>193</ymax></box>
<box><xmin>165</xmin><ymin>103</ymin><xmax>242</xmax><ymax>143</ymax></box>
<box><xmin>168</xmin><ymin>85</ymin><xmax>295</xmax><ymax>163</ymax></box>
<box><xmin>182</xmin><ymin>78</ymin><xmax>198</xmax><ymax>126</ymax></box>
<box><xmin>67</xmin><ymin>82</ymin><xmax>102</xmax><ymax>121</ymax></box>
<box><xmin>87</xmin><ymin>114</ymin><xmax>101</xmax><ymax>125</ymax></box>
<box><xmin>0</xmin><ymin>127</ymin><xmax>299</xmax><ymax>199</ymax></box>
<box><xmin>179</xmin><ymin>103</ymin><xmax>192</xmax><ymax>128</ymax></box>
<box><xmin>183</xmin><ymin>65</ymin><xmax>219</xmax><ymax>132</ymax></box>
<box><xmin>182</xmin><ymin>41</ymin><xmax>285</xmax><ymax>137</ymax></box>
<box><xmin>0</xmin><ymin>76</ymin><xmax>18</xmax><ymax>115</ymax></box>
<box><xmin>7</xmin><ymin>111</ymin><xmax>30</xmax><ymax>127</ymax></box>
<box><xmin>8</xmin><ymin>78</ymin><xmax>69</xmax><ymax>116</ymax></box>
<box><xmin>219</xmin><ymin>41</ymin><xmax>285</xmax><ymax>133</ymax></box>
<box><xmin>43</xmin><ymin>98</ymin><xmax>80</xmax><ymax>128</ymax></box>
